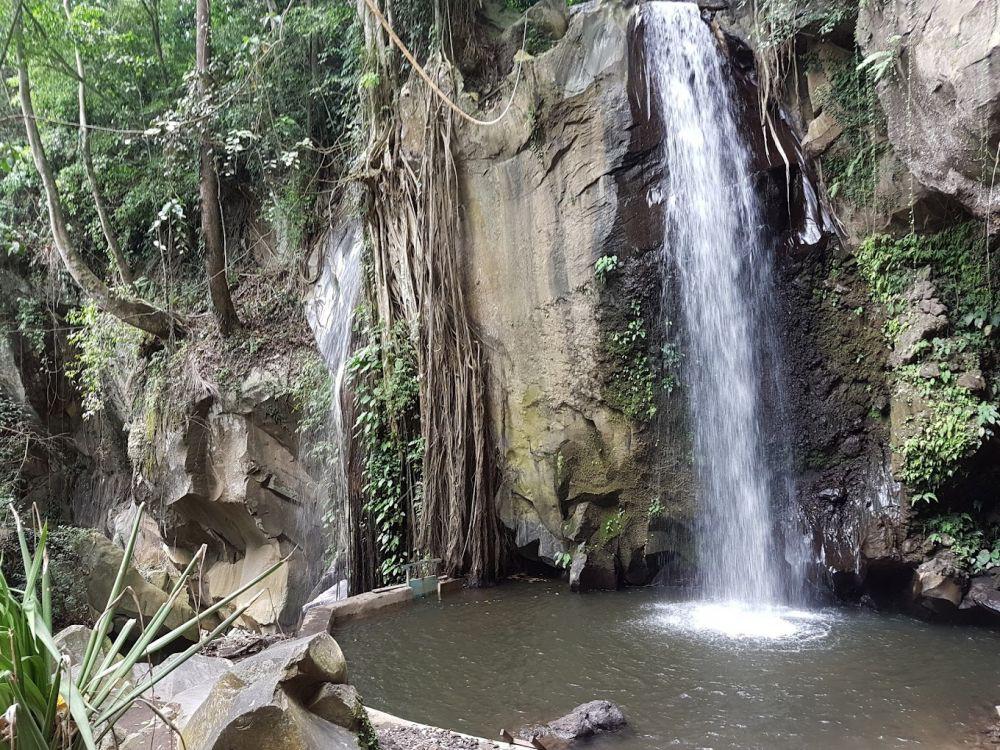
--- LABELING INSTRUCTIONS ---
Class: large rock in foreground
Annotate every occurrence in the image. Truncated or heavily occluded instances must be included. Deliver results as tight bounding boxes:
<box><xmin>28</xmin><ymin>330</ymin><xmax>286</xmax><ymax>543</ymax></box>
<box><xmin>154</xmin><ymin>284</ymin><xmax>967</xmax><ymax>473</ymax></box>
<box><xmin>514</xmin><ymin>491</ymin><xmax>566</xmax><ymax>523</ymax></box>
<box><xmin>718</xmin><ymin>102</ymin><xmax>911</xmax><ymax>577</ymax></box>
<box><xmin>181</xmin><ymin>632</ymin><xmax>359</xmax><ymax>750</ymax></box>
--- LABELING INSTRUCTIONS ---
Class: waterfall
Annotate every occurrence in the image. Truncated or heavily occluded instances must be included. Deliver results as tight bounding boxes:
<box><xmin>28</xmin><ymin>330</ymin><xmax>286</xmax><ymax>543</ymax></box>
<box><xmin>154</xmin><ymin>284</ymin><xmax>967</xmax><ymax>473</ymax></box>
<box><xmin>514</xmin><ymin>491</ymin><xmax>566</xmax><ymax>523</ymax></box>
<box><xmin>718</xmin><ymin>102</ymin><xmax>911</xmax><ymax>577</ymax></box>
<box><xmin>645</xmin><ymin>3</ymin><xmax>794</xmax><ymax>607</ymax></box>
<box><xmin>304</xmin><ymin>223</ymin><xmax>364</xmax><ymax>604</ymax></box>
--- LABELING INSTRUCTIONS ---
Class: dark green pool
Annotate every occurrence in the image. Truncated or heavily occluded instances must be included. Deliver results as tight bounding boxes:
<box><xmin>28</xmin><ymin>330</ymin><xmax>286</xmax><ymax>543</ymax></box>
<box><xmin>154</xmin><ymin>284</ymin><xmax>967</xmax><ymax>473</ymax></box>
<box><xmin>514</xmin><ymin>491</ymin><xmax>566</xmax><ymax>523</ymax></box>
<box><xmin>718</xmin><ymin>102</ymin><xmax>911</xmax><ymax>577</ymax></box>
<box><xmin>336</xmin><ymin>582</ymin><xmax>1000</xmax><ymax>749</ymax></box>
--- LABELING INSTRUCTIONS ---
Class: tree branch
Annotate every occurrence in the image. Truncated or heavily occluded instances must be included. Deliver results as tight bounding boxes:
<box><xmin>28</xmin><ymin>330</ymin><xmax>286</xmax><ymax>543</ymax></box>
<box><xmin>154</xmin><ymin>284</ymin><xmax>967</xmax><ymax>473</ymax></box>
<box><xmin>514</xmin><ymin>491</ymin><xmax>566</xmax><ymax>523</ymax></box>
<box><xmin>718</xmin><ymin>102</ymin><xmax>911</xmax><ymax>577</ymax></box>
<box><xmin>63</xmin><ymin>0</ymin><xmax>135</xmax><ymax>289</ymax></box>
<box><xmin>15</xmin><ymin>13</ymin><xmax>182</xmax><ymax>341</ymax></box>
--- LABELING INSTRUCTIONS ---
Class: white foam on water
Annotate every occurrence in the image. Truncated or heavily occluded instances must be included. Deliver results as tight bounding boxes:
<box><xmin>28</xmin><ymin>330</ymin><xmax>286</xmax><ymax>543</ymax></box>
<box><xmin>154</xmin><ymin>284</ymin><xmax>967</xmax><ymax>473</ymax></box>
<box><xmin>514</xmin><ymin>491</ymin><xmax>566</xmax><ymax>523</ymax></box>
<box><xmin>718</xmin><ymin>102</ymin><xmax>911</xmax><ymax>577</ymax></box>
<box><xmin>649</xmin><ymin>601</ymin><xmax>834</xmax><ymax>643</ymax></box>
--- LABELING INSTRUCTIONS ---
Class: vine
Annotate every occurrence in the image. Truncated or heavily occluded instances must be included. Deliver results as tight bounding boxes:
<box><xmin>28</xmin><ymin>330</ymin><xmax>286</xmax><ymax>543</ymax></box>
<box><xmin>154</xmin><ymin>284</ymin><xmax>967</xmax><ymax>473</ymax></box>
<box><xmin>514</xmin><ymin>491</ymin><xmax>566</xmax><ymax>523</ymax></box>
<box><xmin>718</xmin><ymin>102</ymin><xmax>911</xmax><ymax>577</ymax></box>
<box><xmin>347</xmin><ymin>318</ymin><xmax>422</xmax><ymax>586</ymax></box>
<box><xmin>65</xmin><ymin>301</ymin><xmax>142</xmax><ymax>419</ymax></box>
<box><xmin>821</xmin><ymin>52</ymin><xmax>886</xmax><ymax>207</ymax></box>
<box><xmin>856</xmin><ymin>225</ymin><xmax>999</xmax><ymax>499</ymax></box>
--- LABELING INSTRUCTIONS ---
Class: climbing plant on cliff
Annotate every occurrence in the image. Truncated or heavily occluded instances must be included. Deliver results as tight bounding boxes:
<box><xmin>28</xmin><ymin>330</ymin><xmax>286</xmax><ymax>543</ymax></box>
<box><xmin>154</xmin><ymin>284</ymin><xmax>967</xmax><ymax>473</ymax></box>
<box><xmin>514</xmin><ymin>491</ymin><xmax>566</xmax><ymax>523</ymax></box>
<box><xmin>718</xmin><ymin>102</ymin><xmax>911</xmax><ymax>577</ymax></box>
<box><xmin>856</xmin><ymin>225</ymin><xmax>1000</xmax><ymax>500</ymax></box>
<box><xmin>354</xmin><ymin>0</ymin><xmax>507</xmax><ymax>584</ymax></box>
<box><xmin>347</xmin><ymin>317</ymin><xmax>422</xmax><ymax>586</ymax></box>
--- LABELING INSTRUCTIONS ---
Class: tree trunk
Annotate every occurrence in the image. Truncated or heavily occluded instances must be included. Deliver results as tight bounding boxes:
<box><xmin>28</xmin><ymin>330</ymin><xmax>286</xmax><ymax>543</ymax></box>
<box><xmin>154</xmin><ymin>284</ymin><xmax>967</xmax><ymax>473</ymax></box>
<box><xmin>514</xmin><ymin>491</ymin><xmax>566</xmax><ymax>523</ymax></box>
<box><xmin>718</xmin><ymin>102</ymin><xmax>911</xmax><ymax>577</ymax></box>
<box><xmin>15</xmin><ymin>28</ymin><xmax>180</xmax><ymax>340</ymax></box>
<box><xmin>140</xmin><ymin>0</ymin><xmax>165</xmax><ymax>70</ymax></box>
<box><xmin>63</xmin><ymin>0</ymin><xmax>135</xmax><ymax>289</ymax></box>
<box><xmin>196</xmin><ymin>0</ymin><xmax>240</xmax><ymax>336</ymax></box>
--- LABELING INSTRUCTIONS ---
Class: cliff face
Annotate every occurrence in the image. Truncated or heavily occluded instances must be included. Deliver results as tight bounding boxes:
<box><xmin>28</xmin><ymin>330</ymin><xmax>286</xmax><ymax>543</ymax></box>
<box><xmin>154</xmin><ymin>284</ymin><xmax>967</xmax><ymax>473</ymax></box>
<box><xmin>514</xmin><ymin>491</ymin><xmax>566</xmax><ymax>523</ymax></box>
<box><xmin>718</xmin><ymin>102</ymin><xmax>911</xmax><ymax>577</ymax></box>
<box><xmin>857</xmin><ymin>0</ymin><xmax>1000</xmax><ymax>224</ymax></box>
<box><xmin>724</xmin><ymin>0</ymin><xmax>1000</xmax><ymax>616</ymax></box>
<box><xmin>444</xmin><ymin>0</ymin><xmax>1000</xmax><ymax>615</ymax></box>
<box><xmin>449</xmin><ymin>2</ymin><xmax>694</xmax><ymax>589</ymax></box>
<box><xmin>3</xmin><ymin>0</ymin><xmax>997</xmax><ymax>623</ymax></box>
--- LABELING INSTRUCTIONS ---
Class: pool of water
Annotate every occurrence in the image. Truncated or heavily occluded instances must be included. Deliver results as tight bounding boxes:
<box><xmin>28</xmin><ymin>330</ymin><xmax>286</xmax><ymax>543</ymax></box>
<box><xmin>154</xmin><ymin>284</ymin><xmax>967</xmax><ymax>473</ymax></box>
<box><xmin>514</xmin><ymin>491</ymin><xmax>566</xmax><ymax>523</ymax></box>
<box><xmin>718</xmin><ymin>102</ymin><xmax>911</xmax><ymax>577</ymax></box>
<box><xmin>335</xmin><ymin>582</ymin><xmax>1000</xmax><ymax>749</ymax></box>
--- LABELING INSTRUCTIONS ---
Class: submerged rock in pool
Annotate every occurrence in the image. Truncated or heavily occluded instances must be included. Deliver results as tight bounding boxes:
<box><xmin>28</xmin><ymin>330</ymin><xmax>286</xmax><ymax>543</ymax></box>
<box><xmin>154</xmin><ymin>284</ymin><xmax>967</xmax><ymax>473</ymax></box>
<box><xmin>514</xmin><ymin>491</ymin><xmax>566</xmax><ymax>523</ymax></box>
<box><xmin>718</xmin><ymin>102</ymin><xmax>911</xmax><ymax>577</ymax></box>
<box><xmin>520</xmin><ymin>700</ymin><xmax>627</xmax><ymax>744</ymax></box>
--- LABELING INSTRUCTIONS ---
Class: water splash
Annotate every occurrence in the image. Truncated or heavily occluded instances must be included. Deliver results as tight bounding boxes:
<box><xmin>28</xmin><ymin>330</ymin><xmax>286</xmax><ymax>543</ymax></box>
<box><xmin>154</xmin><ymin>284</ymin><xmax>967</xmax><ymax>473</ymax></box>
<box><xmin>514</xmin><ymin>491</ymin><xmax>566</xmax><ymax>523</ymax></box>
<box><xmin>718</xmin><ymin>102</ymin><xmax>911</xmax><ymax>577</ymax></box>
<box><xmin>646</xmin><ymin>601</ymin><xmax>834</xmax><ymax>644</ymax></box>
<box><xmin>305</xmin><ymin>223</ymin><xmax>364</xmax><ymax>601</ymax></box>
<box><xmin>645</xmin><ymin>3</ymin><xmax>797</xmax><ymax>606</ymax></box>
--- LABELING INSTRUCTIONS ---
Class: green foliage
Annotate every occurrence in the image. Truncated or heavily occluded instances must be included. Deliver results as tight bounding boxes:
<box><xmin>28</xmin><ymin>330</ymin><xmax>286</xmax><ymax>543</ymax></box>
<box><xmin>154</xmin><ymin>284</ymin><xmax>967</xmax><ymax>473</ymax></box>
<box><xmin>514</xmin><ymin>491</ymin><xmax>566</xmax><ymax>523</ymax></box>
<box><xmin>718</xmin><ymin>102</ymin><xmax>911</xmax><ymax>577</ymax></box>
<box><xmin>856</xmin><ymin>225</ymin><xmax>995</xmax><ymax>318</ymax></box>
<box><xmin>0</xmin><ymin>503</ymin><xmax>279</xmax><ymax>749</ymax></box>
<box><xmin>822</xmin><ymin>53</ymin><xmax>885</xmax><ymax>206</ymax></box>
<box><xmin>660</xmin><ymin>341</ymin><xmax>682</xmax><ymax>396</ymax></box>
<box><xmin>923</xmin><ymin>513</ymin><xmax>1000</xmax><ymax>574</ymax></box>
<box><xmin>595</xmin><ymin>508</ymin><xmax>626</xmax><ymax>548</ymax></box>
<box><xmin>856</xmin><ymin>225</ymin><xmax>998</xmax><ymax>496</ymax></box>
<box><xmin>347</xmin><ymin>319</ymin><xmax>422</xmax><ymax>586</ymax></box>
<box><xmin>749</xmin><ymin>0</ymin><xmax>853</xmax><ymax>61</ymax></box>
<box><xmin>605</xmin><ymin>301</ymin><xmax>659</xmax><ymax>421</ymax></box>
<box><xmin>553</xmin><ymin>551</ymin><xmax>572</xmax><ymax>570</ymax></box>
<box><xmin>354</xmin><ymin>698</ymin><xmax>381</xmax><ymax>750</ymax></box>
<box><xmin>4</xmin><ymin>0</ymin><xmax>370</xmax><ymax>337</ymax></box>
<box><xmin>649</xmin><ymin>497</ymin><xmax>664</xmax><ymax>517</ymax></box>
<box><xmin>291</xmin><ymin>352</ymin><xmax>334</xmax><ymax>452</ymax></box>
<box><xmin>0</xmin><ymin>527</ymin><xmax>92</xmax><ymax>631</ymax></box>
<box><xmin>0</xmin><ymin>394</ymin><xmax>34</xmax><ymax>500</ymax></box>
<box><xmin>65</xmin><ymin>303</ymin><xmax>142</xmax><ymax>420</ymax></box>
<box><xmin>594</xmin><ymin>254</ymin><xmax>620</xmax><ymax>284</ymax></box>
<box><xmin>896</xmin><ymin>367</ymin><xmax>998</xmax><ymax>491</ymax></box>
<box><xmin>15</xmin><ymin>298</ymin><xmax>48</xmax><ymax>359</ymax></box>
<box><xmin>857</xmin><ymin>34</ymin><xmax>902</xmax><ymax>83</ymax></box>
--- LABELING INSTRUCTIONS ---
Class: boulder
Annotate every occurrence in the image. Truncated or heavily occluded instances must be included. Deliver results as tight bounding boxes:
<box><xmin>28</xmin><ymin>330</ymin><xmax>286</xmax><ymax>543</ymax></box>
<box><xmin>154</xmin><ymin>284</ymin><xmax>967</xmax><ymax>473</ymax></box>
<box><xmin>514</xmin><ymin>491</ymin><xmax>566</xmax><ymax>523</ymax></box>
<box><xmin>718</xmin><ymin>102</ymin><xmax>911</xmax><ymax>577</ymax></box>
<box><xmin>307</xmin><ymin>684</ymin><xmax>363</xmax><ymax>731</ymax></box>
<box><xmin>233</xmin><ymin>632</ymin><xmax>348</xmax><ymax>698</ymax></box>
<box><xmin>525</xmin><ymin>0</ymin><xmax>569</xmax><ymax>41</ymax></box>
<box><xmin>139</xmin><ymin>363</ymin><xmax>325</xmax><ymax>631</ymax></box>
<box><xmin>568</xmin><ymin>551</ymin><xmax>618</xmax><ymax>593</ymax></box>
<box><xmin>55</xmin><ymin>625</ymin><xmax>103</xmax><ymax>668</ymax></box>
<box><xmin>802</xmin><ymin>111</ymin><xmax>844</xmax><ymax>157</ymax></box>
<box><xmin>180</xmin><ymin>634</ymin><xmax>357</xmax><ymax>750</ymax></box>
<box><xmin>69</xmin><ymin>531</ymin><xmax>198</xmax><ymax>641</ymax></box>
<box><xmin>138</xmin><ymin>652</ymin><xmax>236</xmax><ymax>724</ymax></box>
<box><xmin>98</xmin><ymin>702</ymin><xmax>181</xmax><ymax>750</ymax></box>
<box><xmin>520</xmin><ymin>700</ymin><xmax>627</xmax><ymax>744</ymax></box>
<box><xmin>956</xmin><ymin>369</ymin><xmax>987</xmax><ymax>395</ymax></box>
<box><xmin>885</xmin><ymin>279</ymin><xmax>949</xmax><ymax>367</ymax></box>
<box><xmin>889</xmin><ymin>311</ymin><xmax>948</xmax><ymax>367</ymax></box>
<box><xmin>960</xmin><ymin>574</ymin><xmax>1000</xmax><ymax>618</ymax></box>
<box><xmin>181</xmin><ymin>672</ymin><xmax>360</xmax><ymax>750</ymax></box>
<box><xmin>912</xmin><ymin>554</ymin><xmax>967</xmax><ymax>611</ymax></box>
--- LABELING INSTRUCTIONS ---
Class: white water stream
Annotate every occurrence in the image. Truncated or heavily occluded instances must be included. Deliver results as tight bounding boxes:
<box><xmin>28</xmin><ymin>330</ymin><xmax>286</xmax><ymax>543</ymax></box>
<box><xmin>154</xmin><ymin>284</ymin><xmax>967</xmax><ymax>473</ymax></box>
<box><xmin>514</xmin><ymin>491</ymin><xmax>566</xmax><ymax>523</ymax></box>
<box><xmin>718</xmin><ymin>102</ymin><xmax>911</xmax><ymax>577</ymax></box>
<box><xmin>645</xmin><ymin>2</ymin><xmax>804</xmax><ymax>635</ymax></box>
<box><xmin>305</xmin><ymin>223</ymin><xmax>364</xmax><ymax>603</ymax></box>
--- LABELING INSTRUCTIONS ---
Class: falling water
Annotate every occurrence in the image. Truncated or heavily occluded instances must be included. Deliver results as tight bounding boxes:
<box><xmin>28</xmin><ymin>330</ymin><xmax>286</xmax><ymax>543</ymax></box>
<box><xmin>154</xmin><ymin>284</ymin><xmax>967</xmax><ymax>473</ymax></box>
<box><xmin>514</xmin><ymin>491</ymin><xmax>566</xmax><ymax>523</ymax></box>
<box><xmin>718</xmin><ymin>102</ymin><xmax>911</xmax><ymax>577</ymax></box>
<box><xmin>304</xmin><ymin>222</ymin><xmax>364</xmax><ymax>604</ymax></box>
<box><xmin>645</xmin><ymin>3</ymin><xmax>790</xmax><ymax>607</ymax></box>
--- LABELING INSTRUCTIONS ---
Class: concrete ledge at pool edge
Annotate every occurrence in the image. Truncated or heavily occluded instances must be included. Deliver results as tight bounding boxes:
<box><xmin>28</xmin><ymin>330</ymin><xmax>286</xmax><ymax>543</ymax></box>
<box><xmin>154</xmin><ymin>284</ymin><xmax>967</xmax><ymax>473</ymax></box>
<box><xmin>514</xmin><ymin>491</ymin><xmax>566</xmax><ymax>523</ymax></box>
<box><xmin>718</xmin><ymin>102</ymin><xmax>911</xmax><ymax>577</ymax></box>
<box><xmin>367</xmin><ymin>707</ymin><xmax>513</xmax><ymax>750</ymax></box>
<box><xmin>300</xmin><ymin>576</ymin><xmax>465</xmax><ymax>635</ymax></box>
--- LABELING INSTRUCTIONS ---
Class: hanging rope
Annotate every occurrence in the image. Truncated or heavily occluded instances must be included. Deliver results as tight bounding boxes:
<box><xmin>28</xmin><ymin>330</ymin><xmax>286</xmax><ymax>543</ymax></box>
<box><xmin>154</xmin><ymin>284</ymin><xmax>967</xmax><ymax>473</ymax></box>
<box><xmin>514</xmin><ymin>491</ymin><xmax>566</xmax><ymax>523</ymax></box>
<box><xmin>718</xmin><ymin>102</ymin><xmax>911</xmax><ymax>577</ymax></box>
<box><xmin>360</xmin><ymin>0</ymin><xmax>526</xmax><ymax>127</ymax></box>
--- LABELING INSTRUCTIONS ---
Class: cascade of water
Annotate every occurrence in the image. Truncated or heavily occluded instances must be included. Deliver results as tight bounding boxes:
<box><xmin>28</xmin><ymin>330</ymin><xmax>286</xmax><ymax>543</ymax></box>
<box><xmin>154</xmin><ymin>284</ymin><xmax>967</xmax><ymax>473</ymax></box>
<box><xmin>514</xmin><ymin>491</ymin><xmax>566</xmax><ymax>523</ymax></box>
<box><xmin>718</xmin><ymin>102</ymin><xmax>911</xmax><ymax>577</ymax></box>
<box><xmin>645</xmin><ymin>2</ymin><xmax>795</xmax><ymax>606</ymax></box>
<box><xmin>305</xmin><ymin>223</ymin><xmax>364</xmax><ymax>602</ymax></box>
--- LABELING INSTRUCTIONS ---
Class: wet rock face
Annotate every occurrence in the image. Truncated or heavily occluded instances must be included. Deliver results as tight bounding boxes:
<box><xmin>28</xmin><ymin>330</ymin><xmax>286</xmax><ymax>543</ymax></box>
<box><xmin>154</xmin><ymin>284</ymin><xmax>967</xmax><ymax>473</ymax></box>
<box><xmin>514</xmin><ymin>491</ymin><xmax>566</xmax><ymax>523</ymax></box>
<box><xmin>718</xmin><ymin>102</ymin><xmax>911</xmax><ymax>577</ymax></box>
<box><xmin>773</xmin><ymin>238</ymin><xmax>905</xmax><ymax>594</ymax></box>
<box><xmin>857</xmin><ymin>0</ymin><xmax>1000</xmax><ymax>224</ymax></box>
